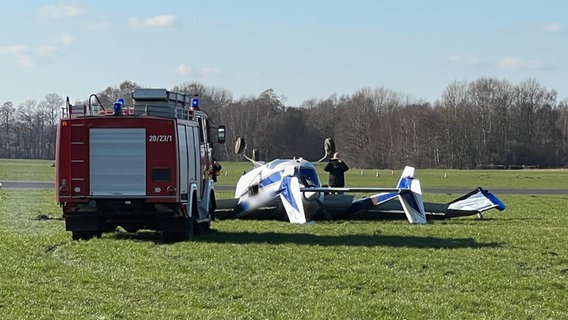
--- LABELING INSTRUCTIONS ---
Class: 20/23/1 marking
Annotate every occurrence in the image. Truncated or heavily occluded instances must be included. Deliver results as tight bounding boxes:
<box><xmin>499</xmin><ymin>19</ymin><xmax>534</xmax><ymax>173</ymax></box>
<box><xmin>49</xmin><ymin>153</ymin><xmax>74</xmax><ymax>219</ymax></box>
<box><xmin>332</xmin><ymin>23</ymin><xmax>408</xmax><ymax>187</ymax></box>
<box><xmin>148</xmin><ymin>135</ymin><xmax>172</xmax><ymax>142</ymax></box>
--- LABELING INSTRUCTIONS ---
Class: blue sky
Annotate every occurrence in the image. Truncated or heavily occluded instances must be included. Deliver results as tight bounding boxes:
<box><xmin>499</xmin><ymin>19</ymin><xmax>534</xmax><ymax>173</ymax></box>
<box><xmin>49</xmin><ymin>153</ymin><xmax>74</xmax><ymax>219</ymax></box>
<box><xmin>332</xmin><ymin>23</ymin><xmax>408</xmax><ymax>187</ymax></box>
<box><xmin>2</xmin><ymin>0</ymin><xmax>567</xmax><ymax>107</ymax></box>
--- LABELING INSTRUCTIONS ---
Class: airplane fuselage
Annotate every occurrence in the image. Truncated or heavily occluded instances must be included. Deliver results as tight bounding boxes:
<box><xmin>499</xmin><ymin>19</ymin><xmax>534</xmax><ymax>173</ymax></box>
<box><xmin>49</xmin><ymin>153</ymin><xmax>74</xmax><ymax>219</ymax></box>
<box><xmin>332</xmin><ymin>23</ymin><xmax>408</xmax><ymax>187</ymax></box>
<box><xmin>234</xmin><ymin>159</ymin><xmax>324</xmax><ymax>221</ymax></box>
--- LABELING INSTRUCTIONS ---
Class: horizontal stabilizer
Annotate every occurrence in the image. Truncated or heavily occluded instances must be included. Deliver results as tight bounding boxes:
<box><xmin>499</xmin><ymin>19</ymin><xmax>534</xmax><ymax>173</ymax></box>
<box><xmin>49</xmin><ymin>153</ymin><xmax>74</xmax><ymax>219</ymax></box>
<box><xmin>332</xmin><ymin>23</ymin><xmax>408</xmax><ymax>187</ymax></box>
<box><xmin>345</xmin><ymin>166</ymin><xmax>427</xmax><ymax>224</ymax></box>
<box><xmin>345</xmin><ymin>192</ymin><xmax>399</xmax><ymax>216</ymax></box>
<box><xmin>448</xmin><ymin>188</ymin><xmax>506</xmax><ymax>212</ymax></box>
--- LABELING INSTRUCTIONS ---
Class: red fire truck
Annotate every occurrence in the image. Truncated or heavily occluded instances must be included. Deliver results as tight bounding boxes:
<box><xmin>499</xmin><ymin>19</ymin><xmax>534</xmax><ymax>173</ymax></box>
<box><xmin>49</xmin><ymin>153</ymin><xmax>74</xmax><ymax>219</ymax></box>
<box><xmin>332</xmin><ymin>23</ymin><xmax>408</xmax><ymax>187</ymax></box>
<box><xmin>55</xmin><ymin>88</ymin><xmax>226</xmax><ymax>241</ymax></box>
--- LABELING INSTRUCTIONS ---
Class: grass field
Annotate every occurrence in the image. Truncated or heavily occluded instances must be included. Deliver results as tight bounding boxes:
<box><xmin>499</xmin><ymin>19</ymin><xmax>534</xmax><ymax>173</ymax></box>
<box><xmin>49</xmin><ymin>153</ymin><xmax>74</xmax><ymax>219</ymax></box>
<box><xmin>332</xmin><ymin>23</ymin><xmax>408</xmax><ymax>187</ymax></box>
<box><xmin>2</xmin><ymin>158</ymin><xmax>568</xmax><ymax>190</ymax></box>
<box><xmin>1</xmin><ymin>159</ymin><xmax>568</xmax><ymax>319</ymax></box>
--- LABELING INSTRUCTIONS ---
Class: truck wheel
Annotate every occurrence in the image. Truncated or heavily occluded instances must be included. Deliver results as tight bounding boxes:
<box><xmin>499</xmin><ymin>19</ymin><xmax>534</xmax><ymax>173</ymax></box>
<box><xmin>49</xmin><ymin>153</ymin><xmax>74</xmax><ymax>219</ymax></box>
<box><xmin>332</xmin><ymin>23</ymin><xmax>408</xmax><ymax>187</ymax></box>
<box><xmin>72</xmin><ymin>231</ymin><xmax>101</xmax><ymax>241</ymax></box>
<box><xmin>179</xmin><ymin>215</ymin><xmax>195</xmax><ymax>241</ymax></box>
<box><xmin>195</xmin><ymin>201</ymin><xmax>213</xmax><ymax>235</ymax></box>
<box><xmin>162</xmin><ymin>231</ymin><xmax>177</xmax><ymax>243</ymax></box>
<box><xmin>195</xmin><ymin>220</ymin><xmax>211</xmax><ymax>235</ymax></box>
<box><xmin>162</xmin><ymin>216</ymin><xmax>194</xmax><ymax>243</ymax></box>
<box><xmin>71</xmin><ymin>231</ymin><xmax>84</xmax><ymax>241</ymax></box>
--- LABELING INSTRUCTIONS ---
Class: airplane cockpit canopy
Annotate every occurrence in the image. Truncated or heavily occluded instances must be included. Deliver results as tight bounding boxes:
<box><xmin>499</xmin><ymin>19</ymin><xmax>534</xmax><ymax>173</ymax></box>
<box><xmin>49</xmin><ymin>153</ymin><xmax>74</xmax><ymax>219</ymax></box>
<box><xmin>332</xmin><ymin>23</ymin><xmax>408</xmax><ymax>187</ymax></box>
<box><xmin>299</xmin><ymin>167</ymin><xmax>321</xmax><ymax>187</ymax></box>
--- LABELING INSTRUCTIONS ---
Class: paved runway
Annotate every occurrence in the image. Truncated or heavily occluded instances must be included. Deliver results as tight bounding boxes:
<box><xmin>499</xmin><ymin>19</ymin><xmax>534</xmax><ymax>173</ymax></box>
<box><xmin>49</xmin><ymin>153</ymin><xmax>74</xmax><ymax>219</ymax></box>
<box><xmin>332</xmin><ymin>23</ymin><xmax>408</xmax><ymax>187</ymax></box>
<box><xmin>1</xmin><ymin>181</ymin><xmax>566</xmax><ymax>195</ymax></box>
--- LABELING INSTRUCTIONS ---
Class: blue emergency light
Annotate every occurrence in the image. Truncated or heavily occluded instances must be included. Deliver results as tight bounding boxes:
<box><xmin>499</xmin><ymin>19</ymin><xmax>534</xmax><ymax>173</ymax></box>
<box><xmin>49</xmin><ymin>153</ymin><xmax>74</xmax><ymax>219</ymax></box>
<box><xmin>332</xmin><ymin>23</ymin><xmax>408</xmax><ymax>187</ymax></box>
<box><xmin>191</xmin><ymin>98</ymin><xmax>199</xmax><ymax>110</ymax></box>
<box><xmin>113</xmin><ymin>98</ymin><xmax>124</xmax><ymax>115</ymax></box>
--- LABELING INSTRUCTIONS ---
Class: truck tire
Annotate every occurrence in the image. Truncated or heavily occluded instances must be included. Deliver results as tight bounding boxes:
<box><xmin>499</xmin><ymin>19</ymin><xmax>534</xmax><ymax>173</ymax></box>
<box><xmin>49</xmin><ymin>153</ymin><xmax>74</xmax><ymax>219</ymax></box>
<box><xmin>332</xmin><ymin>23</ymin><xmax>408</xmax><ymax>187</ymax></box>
<box><xmin>162</xmin><ymin>231</ymin><xmax>177</xmax><ymax>243</ymax></box>
<box><xmin>162</xmin><ymin>215</ymin><xmax>195</xmax><ymax>243</ymax></box>
<box><xmin>72</xmin><ymin>231</ymin><xmax>102</xmax><ymax>241</ymax></box>
<box><xmin>178</xmin><ymin>215</ymin><xmax>195</xmax><ymax>241</ymax></box>
<box><xmin>195</xmin><ymin>199</ymin><xmax>213</xmax><ymax>235</ymax></box>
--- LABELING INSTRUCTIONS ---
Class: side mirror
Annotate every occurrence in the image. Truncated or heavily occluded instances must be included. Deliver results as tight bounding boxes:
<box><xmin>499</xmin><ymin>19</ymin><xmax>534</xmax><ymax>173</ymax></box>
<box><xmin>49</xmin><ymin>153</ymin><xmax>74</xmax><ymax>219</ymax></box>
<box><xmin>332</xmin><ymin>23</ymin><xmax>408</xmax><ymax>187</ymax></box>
<box><xmin>217</xmin><ymin>125</ymin><xmax>226</xmax><ymax>144</ymax></box>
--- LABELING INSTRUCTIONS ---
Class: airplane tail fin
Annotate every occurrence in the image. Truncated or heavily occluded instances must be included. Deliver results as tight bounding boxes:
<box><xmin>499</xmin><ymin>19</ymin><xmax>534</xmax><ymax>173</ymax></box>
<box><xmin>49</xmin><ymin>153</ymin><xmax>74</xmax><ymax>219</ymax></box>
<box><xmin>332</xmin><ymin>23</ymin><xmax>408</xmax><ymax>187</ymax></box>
<box><xmin>346</xmin><ymin>166</ymin><xmax>427</xmax><ymax>224</ymax></box>
<box><xmin>279</xmin><ymin>176</ymin><xmax>307</xmax><ymax>224</ymax></box>
<box><xmin>396</xmin><ymin>167</ymin><xmax>427</xmax><ymax>224</ymax></box>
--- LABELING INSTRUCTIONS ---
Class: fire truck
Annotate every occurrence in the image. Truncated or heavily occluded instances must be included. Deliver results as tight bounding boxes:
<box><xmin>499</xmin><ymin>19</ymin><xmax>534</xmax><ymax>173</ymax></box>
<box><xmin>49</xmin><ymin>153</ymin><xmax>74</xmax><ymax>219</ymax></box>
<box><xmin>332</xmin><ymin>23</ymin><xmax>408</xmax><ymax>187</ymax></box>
<box><xmin>55</xmin><ymin>88</ymin><xmax>226</xmax><ymax>241</ymax></box>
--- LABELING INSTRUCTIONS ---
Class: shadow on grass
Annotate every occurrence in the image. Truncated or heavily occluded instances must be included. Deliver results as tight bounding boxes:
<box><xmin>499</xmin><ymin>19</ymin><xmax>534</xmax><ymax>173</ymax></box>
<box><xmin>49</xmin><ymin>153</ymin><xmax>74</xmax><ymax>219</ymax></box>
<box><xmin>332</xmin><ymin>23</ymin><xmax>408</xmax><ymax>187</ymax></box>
<box><xmin>109</xmin><ymin>230</ymin><xmax>163</xmax><ymax>243</ymax></box>
<box><xmin>196</xmin><ymin>230</ymin><xmax>501</xmax><ymax>249</ymax></box>
<box><xmin>108</xmin><ymin>229</ymin><xmax>500</xmax><ymax>249</ymax></box>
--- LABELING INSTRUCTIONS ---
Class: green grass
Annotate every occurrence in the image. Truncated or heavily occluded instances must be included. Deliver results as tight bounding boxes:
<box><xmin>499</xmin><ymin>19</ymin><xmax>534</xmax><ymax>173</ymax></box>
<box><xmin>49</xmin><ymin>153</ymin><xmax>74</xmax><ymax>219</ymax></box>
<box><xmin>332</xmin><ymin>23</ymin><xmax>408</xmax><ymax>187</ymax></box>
<box><xmin>1</xmin><ymin>186</ymin><xmax>568</xmax><ymax>319</ymax></box>
<box><xmin>2</xmin><ymin>158</ymin><xmax>568</xmax><ymax>190</ymax></box>
<box><xmin>203</xmin><ymin>161</ymin><xmax>568</xmax><ymax>190</ymax></box>
<box><xmin>0</xmin><ymin>158</ymin><xmax>56</xmax><ymax>181</ymax></box>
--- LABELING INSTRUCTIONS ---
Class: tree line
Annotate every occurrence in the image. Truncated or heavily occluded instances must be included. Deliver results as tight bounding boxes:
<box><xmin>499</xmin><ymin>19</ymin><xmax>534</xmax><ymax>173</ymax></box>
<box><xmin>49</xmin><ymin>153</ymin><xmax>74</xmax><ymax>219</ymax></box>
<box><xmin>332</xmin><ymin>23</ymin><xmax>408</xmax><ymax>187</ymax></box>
<box><xmin>1</xmin><ymin>78</ymin><xmax>567</xmax><ymax>169</ymax></box>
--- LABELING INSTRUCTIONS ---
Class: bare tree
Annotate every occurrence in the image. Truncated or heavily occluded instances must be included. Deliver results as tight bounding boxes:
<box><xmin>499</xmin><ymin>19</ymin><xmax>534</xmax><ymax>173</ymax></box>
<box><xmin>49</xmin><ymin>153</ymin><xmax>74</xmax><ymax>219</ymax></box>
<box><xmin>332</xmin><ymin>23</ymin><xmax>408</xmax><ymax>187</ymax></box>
<box><xmin>3</xmin><ymin>77</ymin><xmax>567</xmax><ymax>167</ymax></box>
<box><xmin>0</xmin><ymin>101</ymin><xmax>16</xmax><ymax>158</ymax></box>
<box><xmin>93</xmin><ymin>80</ymin><xmax>141</xmax><ymax>110</ymax></box>
<box><xmin>37</xmin><ymin>93</ymin><xmax>64</xmax><ymax>159</ymax></box>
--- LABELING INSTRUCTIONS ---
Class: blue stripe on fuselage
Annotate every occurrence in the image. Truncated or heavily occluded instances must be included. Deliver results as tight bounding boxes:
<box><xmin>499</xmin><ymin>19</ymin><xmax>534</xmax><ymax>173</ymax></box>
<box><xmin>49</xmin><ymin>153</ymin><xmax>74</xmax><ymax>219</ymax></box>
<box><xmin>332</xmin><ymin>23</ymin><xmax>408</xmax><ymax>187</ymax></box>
<box><xmin>259</xmin><ymin>171</ymin><xmax>283</xmax><ymax>188</ymax></box>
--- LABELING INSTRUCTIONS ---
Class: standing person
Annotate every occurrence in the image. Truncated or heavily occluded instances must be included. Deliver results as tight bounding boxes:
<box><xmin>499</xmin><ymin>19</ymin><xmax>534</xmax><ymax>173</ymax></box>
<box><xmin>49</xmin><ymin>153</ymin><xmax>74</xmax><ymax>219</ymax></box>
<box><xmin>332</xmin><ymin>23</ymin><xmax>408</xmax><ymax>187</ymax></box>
<box><xmin>209</xmin><ymin>157</ymin><xmax>222</xmax><ymax>182</ymax></box>
<box><xmin>324</xmin><ymin>152</ymin><xmax>349</xmax><ymax>188</ymax></box>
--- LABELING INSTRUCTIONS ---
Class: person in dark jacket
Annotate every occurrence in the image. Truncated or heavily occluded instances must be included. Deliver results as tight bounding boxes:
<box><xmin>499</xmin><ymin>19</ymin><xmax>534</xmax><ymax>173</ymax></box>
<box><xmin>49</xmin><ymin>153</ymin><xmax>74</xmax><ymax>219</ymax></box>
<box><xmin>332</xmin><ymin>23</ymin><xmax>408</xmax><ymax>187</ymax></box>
<box><xmin>209</xmin><ymin>158</ymin><xmax>222</xmax><ymax>182</ymax></box>
<box><xmin>324</xmin><ymin>152</ymin><xmax>349</xmax><ymax>188</ymax></box>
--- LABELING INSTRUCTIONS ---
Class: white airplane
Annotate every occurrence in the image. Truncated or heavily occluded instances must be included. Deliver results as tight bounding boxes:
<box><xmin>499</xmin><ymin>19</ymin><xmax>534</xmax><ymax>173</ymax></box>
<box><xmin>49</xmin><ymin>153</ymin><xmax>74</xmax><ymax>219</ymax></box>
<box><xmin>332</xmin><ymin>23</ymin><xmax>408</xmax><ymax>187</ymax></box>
<box><xmin>229</xmin><ymin>159</ymin><xmax>429</xmax><ymax>224</ymax></box>
<box><xmin>215</xmin><ymin>138</ymin><xmax>505</xmax><ymax>224</ymax></box>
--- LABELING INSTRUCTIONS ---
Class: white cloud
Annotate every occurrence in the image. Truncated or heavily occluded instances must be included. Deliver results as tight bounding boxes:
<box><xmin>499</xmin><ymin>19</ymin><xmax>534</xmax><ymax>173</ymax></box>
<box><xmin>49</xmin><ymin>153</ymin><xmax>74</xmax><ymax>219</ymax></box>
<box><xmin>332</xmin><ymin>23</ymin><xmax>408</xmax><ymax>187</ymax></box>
<box><xmin>0</xmin><ymin>45</ymin><xmax>33</xmax><ymax>68</ymax></box>
<box><xmin>448</xmin><ymin>55</ymin><xmax>479</xmax><ymax>66</ymax></box>
<box><xmin>129</xmin><ymin>15</ymin><xmax>179</xmax><ymax>28</ymax></box>
<box><xmin>16</xmin><ymin>55</ymin><xmax>33</xmax><ymax>68</ymax></box>
<box><xmin>0</xmin><ymin>45</ymin><xmax>27</xmax><ymax>54</ymax></box>
<box><xmin>60</xmin><ymin>34</ymin><xmax>76</xmax><ymax>45</ymax></box>
<box><xmin>176</xmin><ymin>64</ymin><xmax>191</xmax><ymax>75</ymax></box>
<box><xmin>82</xmin><ymin>21</ymin><xmax>113</xmax><ymax>32</ymax></box>
<box><xmin>37</xmin><ymin>45</ymin><xmax>55</xmax><ymax>55</ymax></box>
<box><xmin>539</xmin><ymin>23</ymin><xmax>563</xmax><ymax>33</ymax></box>
<box><xmin>498</xmin><ymin>57</ymin><xmax>542</xmax><ymax>70</ymax></box>
<box><xmin>39</xmin><ymin>3</ymin><xmax>82</xmax><ymax>19</ymax></box>
<box><xmin>200</xmin><ymin>67</ymin><xmax>220</xmax><ymax>76</ymax></box>
<box><xmin>146</xmin><ymin>15</ymin><xmax>178</xmax><ymax>27</ymax></box>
